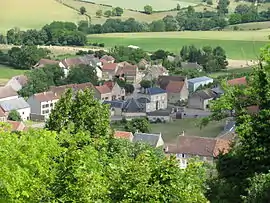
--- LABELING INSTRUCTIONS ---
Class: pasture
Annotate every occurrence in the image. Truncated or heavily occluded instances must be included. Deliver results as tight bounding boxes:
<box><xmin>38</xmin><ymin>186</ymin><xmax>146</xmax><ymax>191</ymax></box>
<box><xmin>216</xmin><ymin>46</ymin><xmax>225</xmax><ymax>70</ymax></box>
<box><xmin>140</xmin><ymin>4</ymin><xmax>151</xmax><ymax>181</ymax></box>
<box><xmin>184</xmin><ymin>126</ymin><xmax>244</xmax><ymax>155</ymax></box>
<box><xmin>225</xmin><ymin>21</ymin><xmax>270</xmax><ymax>31</ymax></box>
<box><xmin>0</xmin><ymin>0</ymin><xmax>84</xmax><ymax>33</ymax></box>
<box><xmin>88</xmin><ymin>31</ymin><xmax>269</xmax><ymax>59</ymax></box>
<box><xmin>0</xmin><ymin>64</ymin><xmax>26</xmax><ymax>79</ymax></box>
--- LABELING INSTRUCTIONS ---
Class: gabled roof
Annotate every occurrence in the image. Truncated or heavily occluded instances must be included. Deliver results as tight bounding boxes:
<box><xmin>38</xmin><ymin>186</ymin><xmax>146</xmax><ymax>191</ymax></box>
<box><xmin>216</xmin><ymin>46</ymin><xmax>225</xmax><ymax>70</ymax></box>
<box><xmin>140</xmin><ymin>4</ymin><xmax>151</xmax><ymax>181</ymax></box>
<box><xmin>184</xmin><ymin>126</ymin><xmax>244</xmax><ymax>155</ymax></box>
<box><xmin>102</xmin><ymin>63</ymin><xmax>118</xmax><ymax>71</ymax></box>
<box><xmin>0</xmin><ymin>86</ymin><xmax>18</xmax><ymax>99</ymax></box>
<box><xmin>7</xmin><ymin>120</ymin><xmax>26</xmax><ymax>132</ymax></box>
<box><xmin>165</xmin><ymin>81</ymin><xmax>185</xmax><ymax>93</ymax></box>
<box><xmin>34</xmin><ymin>58</ymin><xmax>59</xmax><ymax>68</ymax></box>
<box><xmin>188</xmin><ymin>76</ymin><xmax>213</xmax><ymax>84</ymax></box>
<box><xmin>0</xmin><ymin>97</ymin><xmax>30</xmax><ymax>112</ymax></box>
<box><xmin>116</xmin><ymin>62</ymin><xmax>138</xmax><ymax>76</ymax></box>
<box><xmin>133</xmin><ymin>132</ymin><xmax>163</xmax><ymax>147</ymax></box>
<box><xmin>123</xmin><ymin>98</ymin><xmax>144</xmax><ymax>113</ymax></box>
<box><xmin>227</xmin><ymin>77</ymin><xmax>247</xmax><ymax>86</ymax></box>
<box><xmin>95</xmin><ymin>85</ymin><xmax>111</xmax><ymax>94</ymax></box>
<box><xmin>114</xmin><ymin>131</ymin><xmax>133</xmax><ymax>140</ymax></box>
<box><xmin>145</xmin><ymin>87</ymin><xmax>166</xmax><ymax>95</ymax></box>
<box><xmin>136</xmin><ymin>97</ymin><xmax>151</xmax><ymax>104</ymax></box>
<box><xmin>158</xmin><ymin>75</ymin><xmax>186</xmax><ymax>89</ymax></box>
<box><xmin>101</xmin><ymin>55</ymin><xmax>115</xmax><ymax>62</ymax></box>
<box><xmin>104</xmin><ymin>81</ymin><xmax>114</xmax><ymax>90</ymax></box>
<box><xmin>49</xmin><ymin>82</ymin><xmax>94</xmax><ymax>95</ymax></box>
<box><xmin>103</xmin><ymin>100</ymin><xmax>125</xmax><ymax>108</ymax></box>
<box><xmin>192</xmin><ymin>89</ymin><xmax>216</xmax><ymax>100</ymax></box>
<box><xmin>10</xmin><ymin>75</ymin><xmax>28</xmax><ymax>86</ymax></box>
<box><xmin>61</xmin><ymin>58</ymin><xmax>85</xmax><ymax>68</ymax></box>
<box><xmin>166</xmin><ymin>136</ymin><xmax>231</xmax><ymax>157</ymax></box>
<box><xmin>32</xmin><ymin>91</ymin><xmax>60</xmax><ymax>102</ymax></box>
<box><xmin>79</xmin><ymin>55</ymin><xmax>100</xmax><ymax>66</ymax></box>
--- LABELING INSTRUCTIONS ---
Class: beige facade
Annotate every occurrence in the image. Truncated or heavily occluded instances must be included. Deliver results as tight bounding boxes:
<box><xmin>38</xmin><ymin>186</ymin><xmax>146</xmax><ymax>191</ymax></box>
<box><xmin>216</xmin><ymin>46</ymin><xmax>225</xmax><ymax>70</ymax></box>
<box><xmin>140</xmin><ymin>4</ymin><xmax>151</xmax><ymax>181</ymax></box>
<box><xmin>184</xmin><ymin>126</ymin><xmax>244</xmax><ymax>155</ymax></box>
<box><xmin>188</xmin><ymin>95</ymin><xmax>213</xmax><ymax>110</ymax></box>
<box><xmin>111</xmin><ymin>83</ymin><xmax>125</xmax><ymax>100</ymax></box>
<box><xmin>145</xmin><ymin>93</ymin><xmax>167</xmax><ymax>112</ymax></box>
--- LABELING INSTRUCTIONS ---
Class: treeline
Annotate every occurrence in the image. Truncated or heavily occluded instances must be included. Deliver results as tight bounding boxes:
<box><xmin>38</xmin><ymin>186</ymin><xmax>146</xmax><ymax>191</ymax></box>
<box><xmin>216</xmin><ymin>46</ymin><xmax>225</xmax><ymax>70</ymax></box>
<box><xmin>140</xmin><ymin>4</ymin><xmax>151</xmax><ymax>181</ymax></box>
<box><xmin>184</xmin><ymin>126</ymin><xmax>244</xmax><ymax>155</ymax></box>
<box><xmin>5</xmin><ymin>22</ymin><xmax>87</xmax><ymax>46</ymax></box>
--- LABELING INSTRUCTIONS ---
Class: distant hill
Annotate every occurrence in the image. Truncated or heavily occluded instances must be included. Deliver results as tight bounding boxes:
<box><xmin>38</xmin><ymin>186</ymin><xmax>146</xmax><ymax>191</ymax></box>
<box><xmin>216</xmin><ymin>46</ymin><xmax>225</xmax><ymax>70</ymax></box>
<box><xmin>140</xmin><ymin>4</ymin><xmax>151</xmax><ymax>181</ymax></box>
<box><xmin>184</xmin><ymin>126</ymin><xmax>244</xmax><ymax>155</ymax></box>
<box><xmin>0</xmin><ymin>0</ymin><xmax>85</xmax><ymax>34</ymax></box>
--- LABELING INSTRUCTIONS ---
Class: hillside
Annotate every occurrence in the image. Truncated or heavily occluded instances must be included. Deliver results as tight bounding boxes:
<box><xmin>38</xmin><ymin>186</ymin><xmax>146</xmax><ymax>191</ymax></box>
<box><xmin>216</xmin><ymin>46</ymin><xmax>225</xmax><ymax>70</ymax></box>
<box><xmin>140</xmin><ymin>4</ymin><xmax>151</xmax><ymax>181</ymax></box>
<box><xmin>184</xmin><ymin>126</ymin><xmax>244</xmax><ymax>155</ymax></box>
<box><xmin>0</xmin><ymin>0</ymin><xmax>84</xmax><ymax>33</ymax></box>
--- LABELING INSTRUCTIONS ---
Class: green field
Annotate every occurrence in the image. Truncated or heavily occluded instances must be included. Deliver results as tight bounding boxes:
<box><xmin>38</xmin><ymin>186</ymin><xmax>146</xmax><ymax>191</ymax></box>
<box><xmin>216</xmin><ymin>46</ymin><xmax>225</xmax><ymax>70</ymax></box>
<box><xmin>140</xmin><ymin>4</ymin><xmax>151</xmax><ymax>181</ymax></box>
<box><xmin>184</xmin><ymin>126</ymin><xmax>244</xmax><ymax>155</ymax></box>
<box><xmin>225</xmin><ymin>21</ymin><xmax>270</xmax><ymax>31</ymax></box>
<box><xmin>88</xmin><ymin>31</ymin><xmax>269</xmax><ymax>59</ymax></box>
<box><xmin>150</xmin><ymin>118</ymin><xmax>225</xmax><ymax>143</ymax></box>
<box><xmin>209</xmin><ymin>67</ymin><xmax>253</xmax><ymax>78</ymax></box>
<box><xmin>0</xmin><ymin>65</ymin><xmax>26</xmax><ymax>79</ymax></box>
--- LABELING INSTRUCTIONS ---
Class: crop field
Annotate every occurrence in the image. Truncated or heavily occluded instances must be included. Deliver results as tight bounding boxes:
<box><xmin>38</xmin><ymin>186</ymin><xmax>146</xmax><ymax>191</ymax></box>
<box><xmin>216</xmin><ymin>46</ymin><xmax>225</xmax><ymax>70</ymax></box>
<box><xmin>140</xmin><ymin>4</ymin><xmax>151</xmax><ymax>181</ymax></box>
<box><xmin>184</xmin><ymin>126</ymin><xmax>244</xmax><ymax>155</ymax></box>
<box><xmin>88</xmin><ymin>31</ymin><xmax>269</xmax><ymax>59</ymax></box>
<box><xmin>0</xmin><ymin>0</ymin><xmax>84</xmax><ymax>33</ymax></box>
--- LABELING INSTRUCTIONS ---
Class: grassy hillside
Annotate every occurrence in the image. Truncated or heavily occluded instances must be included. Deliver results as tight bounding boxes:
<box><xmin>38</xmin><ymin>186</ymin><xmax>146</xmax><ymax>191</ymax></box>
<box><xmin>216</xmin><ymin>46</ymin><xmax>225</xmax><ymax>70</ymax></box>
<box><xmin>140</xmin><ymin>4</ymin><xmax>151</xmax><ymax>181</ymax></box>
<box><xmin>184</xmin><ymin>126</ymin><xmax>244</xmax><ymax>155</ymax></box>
<box><xmin>225</xmin><ymin>21</ymin><xmax>270</xmax><ymax>31</ymax></box>
<box><xmin>88</xmin><ymin>31</ymin><xmax>268</xmax><ymax>59</ymax></box>
<box><xmin>0</xmin><ymin>0</ymin><xmax>84</xmax><ymax>33</ymax></box>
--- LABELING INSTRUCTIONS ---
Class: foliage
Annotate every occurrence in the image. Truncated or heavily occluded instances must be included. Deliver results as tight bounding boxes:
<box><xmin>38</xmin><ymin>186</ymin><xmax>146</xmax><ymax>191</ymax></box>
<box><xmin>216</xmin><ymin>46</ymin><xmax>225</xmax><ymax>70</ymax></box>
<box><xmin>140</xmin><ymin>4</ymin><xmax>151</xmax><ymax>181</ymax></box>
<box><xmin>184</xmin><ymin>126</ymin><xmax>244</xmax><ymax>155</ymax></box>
<box><xmin>124</xmin><ymin>118</ymin><xmax>150</xmax><ymax>134</ymax></box>
<box><xmin>104</xmin><ymin>10</ymin><xmax>112</xmax><ymax>17</ymax></box>
<box><xmin>46</xmin><ymin>88</ymin><xmax>111</xmax><ymax>137</ymax></box>
<box><xmin>7</xmin><ymin>110</ymin><xmax>22</xmax><ymax>121</ymax></box>
<box><xmin>124</xmin><ymin>84</ymin><xmax>135</xmax><ymax>94</ymax></box>
<box><xmin>113</xmin><ymin>7</ymin><xmax>124</xmax><ymax>16</ymax></box>
<box><xmin>65</xmin><ymin>64</ymin><xmax>98</xmax><ymax>85</ymax></box>
<box><xmin>96</xmin><ymin>9</ymin><xmax>103</xmax><ymax>18</ymax></box>
<box><xmin>151</xmin><ymin>49</ymin><xmax>169</xmax><ymax>60</ymax></box>
<box><xmin>8</xmin><ymin>45</ymin><xmax>50</xmax><ymax>69</ymax></box>
<box><xmin>144</xmin><ymin>5</ymin><xmax>153</xmax><ymax>14</ymax></box>
<box><xmin>140</xmin><ymin>80</ymin><xmax>152</xmax><ymax>89</ymax></box>
<box><xmin>80</xmin><ymin>6</ymin><xmax>86</xmax><ymax>15</ymax></box>
<box><xmin>19</xmin><ymin>64</ymin><xmax>65</xmax><ymax>97</ymax></box>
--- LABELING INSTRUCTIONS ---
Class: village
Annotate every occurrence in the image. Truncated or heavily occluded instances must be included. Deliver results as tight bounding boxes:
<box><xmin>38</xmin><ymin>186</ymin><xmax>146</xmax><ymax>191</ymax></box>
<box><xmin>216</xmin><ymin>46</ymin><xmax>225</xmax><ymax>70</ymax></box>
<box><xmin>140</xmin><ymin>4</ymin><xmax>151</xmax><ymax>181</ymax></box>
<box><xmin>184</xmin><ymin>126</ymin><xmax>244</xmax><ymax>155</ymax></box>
<box><xmin>0</xmin><ymin>52</ymin><xmax>248</xmax><ymax>169</ymax></box>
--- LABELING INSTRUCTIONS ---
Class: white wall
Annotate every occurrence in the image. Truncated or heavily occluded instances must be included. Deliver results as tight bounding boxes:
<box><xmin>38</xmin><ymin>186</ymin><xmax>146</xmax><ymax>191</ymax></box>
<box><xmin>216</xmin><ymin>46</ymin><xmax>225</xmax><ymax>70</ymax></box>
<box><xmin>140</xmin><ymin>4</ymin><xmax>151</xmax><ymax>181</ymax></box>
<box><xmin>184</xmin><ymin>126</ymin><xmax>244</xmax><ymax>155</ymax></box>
<box><xmin>17</xmin><ymin>107</ymin><xmax>31</xmax><ymax>121</ymax></box>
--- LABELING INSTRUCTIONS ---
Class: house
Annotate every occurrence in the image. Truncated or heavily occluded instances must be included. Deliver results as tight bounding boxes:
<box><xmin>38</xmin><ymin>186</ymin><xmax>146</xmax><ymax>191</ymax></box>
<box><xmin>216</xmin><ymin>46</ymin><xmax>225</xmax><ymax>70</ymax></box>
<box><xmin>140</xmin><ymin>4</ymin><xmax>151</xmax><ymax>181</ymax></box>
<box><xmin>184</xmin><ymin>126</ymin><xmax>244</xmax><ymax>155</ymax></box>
<box><xmin>133</xmin><ymin>132</ymin><xmax>164</xmax><ymax>148</ymax></box>
<box><xmin>140</xmin><ymin>87</ymin><xmax>167</xmax><ymax>112</ymax></box>
<box><xmin>114</xmin><ymin>131</ymin><xmax>133</xmax><ymax>141</ymax></box>
<box><xmin>138</xmin><ymin>59</ymin><xmax>150</xmax><ymax>69</ymax></box>
<box><xmin>0</xmin><ymin>107</ymin><xmax>7</xmax><ymax>122</ymax></box>
<box><xmin>33</xmin><ymin>58</ymin><xmax>59</xmax><ymax>69</ymax></box>
<box><xmin>122</xmin><ymin>98</ymin><xmax>147</xmax><ymax>117</ymax></box>
<box><xmin>7</xmin><ymin>120</ymin><xmax>27</xmax><ymax>132</ymax></box>
<box><xmin>211</xmin><ymin>86</ymin><xmax>224</xmax><ymax>98</ymax></box>
<box><xmin>181</xmin><ymin>62</ymin><xmax>203</xmax><ymax>72</ymax></box>
<box><xmin>188</xmin><ymin>76</ymin><xmax>214</xmax><ymax>92</ymax></box>
<box><xmin>94</xmin><ymin>84</ymin><xmax>112</xmax><ymax>101</ymax></box>
<box><xmin>49</xmin><ymin>82</ymin><xmax>94</xmax><ymax>96</ymax></box>
<box><xmin>116</xmin><ymin>62</ymin><xmax>139</xmax><ymax>83</ymax></box>
<box><xmin>165</xmin><ymin>80</ymin><xmax>189</xmax><ymax>104</ymax></box>
<box><xmin>27</xmin><ymin>91</ymin><xmax>60</xmax><ymax>120</ymax></box>
<box><xmin>102</xmin><ymin>63</ymin><xmax>119</xmax><ymax>80</ymax></box>
<box><xmin>147</xmin><ymin>110</ymin><xmax>171</xmax><ymax>123</ymax></box>
<box><xmin>143</xmin><ymin>65</ymin><xmax>168</xmax><ymax>81</ymax></box>
<box><xmin>165</xmin><ymin>134</ymin><xmax>231</xmax><ymax>168</ymax></box>
<box><xmin>59</xmin><ymin>57</ymin><xmax>84</xmax><ymax>76</ymax></box>
<box><xmin>0</xmin><ymin>97</ymin><xmax>30</xmax><ymax>121</ymax></box>
<box><xmin>0</xmin><ymin>86</ymin><xmax>18</xmax><ymax>102</ymax></box>
<box><xmin>158</xmin><ymin>75</ymin><xmax>188</xmax><ymax>89</ymax></box>
<box><xmin>100</xmin><ymin>55</ymin><xmax>115</xmax><ymax>63</ymax></box>
<box><xmin>103</xmin><ymin>100</ymin><xmax>125</xmax><ymax>116</ymax></box>
<box><xmin>188</xmin><ymin>89</ymin><xmax>217</xmax><ymax>110</ymax></box>
<box><xmin>5</xmin><ymin>75</ymin><xmax>27</xmax><ymax>91</ymax></box>
<box><xmin>79</xmin><ymin>55</ymin><xmax>103</xmax><ymax>79</ymax></box>
<box><xmin>227</xmin><ymin>77</ymin><xmax>247</xmax><ymax>86</ymax></box>
<box><xmin>104</xmin><ymin>81</ymin><xmax>125</xmax><ymax>100</ymax></box>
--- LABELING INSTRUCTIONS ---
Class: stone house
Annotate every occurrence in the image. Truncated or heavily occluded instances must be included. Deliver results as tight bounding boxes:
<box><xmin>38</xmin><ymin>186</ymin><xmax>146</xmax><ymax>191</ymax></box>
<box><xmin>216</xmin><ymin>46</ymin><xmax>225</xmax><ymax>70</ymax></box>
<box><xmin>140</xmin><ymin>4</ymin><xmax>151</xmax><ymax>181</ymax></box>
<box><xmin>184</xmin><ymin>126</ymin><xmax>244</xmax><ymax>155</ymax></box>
<box><xmin>5</xmin><ymin>75</ymin><xmax>27</xmax><ymax>91</ymax></box>
<box><xmin>141</xmin><ymin>87</ymin><xmax>167</xmax><ymax>112</ymax></box>
<box><xmin>33</xmin><ymin>58</ymin><xmax>60</xmax><ymax>69</ymax></box>
<box><xmin>94</xmin><ymin>84</ymin><xmax>112</xmax><ymax>101</ymax></box>
<box><xmin>165</xmin><ymin>134</ymin><xmax>231</xmax><ymax>168</ymax></box>
<box><xmin>188</xmin><ymin>76</ymin><xmax>214</xmax><ymax>92</ymax></box>
<box><xmin>104</xmin><ymin>81</ymin><xmax>125</xmax><ymax>100</ymax></box>
<box><xmin>0</xmin><ymin>97</ymin><xmax>31</xmax><ymax>121</ymax></box>
<box><xmin>143</xmin><ymin>65</ymin><xmax>168</xmax><ymax>81</ymax></box>
<box><xmin>165</xmin><ymin>80</ymin><xmax>189</xmax><ymax>104</ymax></box>
<box><xmin>27</xmin><ymin>91</ymin><xmax>60</xmax><ymax>120</ymax></box>
<box><xmin>116</xmin><ymin>62</ymin><xmax>139</xmax><ymax>84</ymax></box>
<box><xmin>0</xmin><ymin>86</ymin><xmax>18</xmax><ymax>102</ymax></box>
<box><xmin>188</xmin><ymin>89</ymin><xmax>217</xmax><ymax>110</ymax></box>
<box><xmin>133</xmin><ymin>132</ymin><xmax>164</xmax><ymax>148</ymax></box>
<box><xmin>100</xmin><ymin>55</ymin><xmax>115</xmax><ymax>63</ymax></box>
<box><xmin>102</xmin><ymin>63</ymin><xmax>119</xmax><ymax>80</ymax></box>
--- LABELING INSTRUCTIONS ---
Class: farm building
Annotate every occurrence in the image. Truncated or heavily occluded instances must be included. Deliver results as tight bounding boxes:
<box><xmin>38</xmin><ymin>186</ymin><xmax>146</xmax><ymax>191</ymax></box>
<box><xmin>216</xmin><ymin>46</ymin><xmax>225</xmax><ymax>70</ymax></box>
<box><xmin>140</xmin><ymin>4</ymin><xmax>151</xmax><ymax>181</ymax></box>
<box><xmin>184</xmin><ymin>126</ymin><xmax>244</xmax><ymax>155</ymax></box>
<box><xmin>188</xmin><ymin>76</ymin><xmax>214</xmax><ymax>92</ymax></box>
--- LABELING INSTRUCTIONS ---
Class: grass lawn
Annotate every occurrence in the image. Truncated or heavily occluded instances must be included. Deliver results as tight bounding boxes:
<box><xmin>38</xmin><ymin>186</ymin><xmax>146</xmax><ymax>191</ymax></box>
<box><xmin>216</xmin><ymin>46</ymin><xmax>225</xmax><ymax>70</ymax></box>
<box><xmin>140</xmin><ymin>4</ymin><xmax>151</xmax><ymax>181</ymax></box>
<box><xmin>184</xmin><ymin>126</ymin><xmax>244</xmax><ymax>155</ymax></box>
<box><xmin>150</xmin><ymin>118</ymin><xmax>225</xmax><ymax>143</ymax></box>
<box><xmin>0</xmin><ymin>64</ymin><xmax>26</xmax><ymax>79</ymax></box>
<box><xmin>209</xmin><ymin>67</ymin><xmax>253</xmax><ymax>78</ymax></box>
<box><xmin>88</xmin><ymin>31</ymin><xmax>268</xmax><ymax>59</ymax></box>
<box><xmin>0</xmin><ymin>0</ymin><xmax>84</xmax><ymax>33</ymax></box>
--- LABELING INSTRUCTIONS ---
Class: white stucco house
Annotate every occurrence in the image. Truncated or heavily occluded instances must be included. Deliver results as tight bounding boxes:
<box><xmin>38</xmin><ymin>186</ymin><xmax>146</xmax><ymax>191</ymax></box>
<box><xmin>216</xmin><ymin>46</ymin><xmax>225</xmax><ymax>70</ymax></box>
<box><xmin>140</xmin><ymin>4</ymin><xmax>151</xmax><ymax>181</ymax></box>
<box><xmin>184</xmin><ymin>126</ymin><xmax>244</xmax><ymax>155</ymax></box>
<box><xmin>0</xmin><ymin>97</ymin><xmax>30</xmax><ymax>121</ymax></box>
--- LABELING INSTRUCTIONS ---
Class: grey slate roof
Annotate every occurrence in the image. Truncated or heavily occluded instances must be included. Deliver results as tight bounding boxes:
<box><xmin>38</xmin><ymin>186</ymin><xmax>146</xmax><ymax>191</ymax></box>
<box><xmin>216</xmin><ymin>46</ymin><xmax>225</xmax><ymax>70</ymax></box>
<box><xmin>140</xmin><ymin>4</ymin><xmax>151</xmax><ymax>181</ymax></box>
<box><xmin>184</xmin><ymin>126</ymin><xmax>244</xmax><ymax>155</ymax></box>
<box><xmin>192</xmin><ymin>89</ymin><xmax>217</xmax><ymax>100</ymax></box>
<box><xmin>133</xmin><ymin>132</ymin><xmax>161</xmax><ymax>147</ymax></box>
<box><xmin>145</xmin><ymin>87</ymin><xmax>166</xmax><ymax>95</ymax></box>
<box><xmin>147</xmin><ymin>110</ymin><xmax>170</xmax><ymax>116</ymax></box>
<box><xmin>137</xmin><ymin>97</ymin><xmax>150</xmax><ymax>104</ymax></box>
<box><xmin>123</xmin><ymin>98</ymin><xmax>144</xmax><ymax>113</ymax></box>
<box><xmin>0</xmin><ymin>97</ymin><xmax>30</xmax><ymax>111</ymax></box>
<box><xmin>188</xmin><ymin>76</ymin><xmax>213</xmax><ymax>84</ymax></box>
<box><xmin>103</xmin><ymin>100</ymin><xmax>125</xmax><ymax>109</ymax></box>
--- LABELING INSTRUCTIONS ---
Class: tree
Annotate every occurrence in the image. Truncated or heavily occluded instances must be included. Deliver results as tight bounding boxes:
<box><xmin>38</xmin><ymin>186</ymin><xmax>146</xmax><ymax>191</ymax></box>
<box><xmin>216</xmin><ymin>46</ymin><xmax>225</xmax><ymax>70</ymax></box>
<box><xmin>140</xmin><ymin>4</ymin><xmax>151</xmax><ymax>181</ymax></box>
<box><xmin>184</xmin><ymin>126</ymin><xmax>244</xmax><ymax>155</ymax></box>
<box><xmin>96</xmin><ymin>9</ymin><xmax>103</xmax><ymax>18</ymax></box>
<box><xmin>140</xmin><ymin>80</ymin><xmax>152</xmax><ymax>89</ymax></box>
<box><xmin>80</xmin><ymin>6</ymin><xmax>86</xmax><ymax>15</ymax></box>
<box><xmin>235</xmin><ymin>4</ymin><xmax>250</xmax><ymax>15</ymax></box>
<box><xmin>229</xmin><ymin>13</ymin><xmax>242</xmax><ymax>24</ymax></box>
<box><xmin>124</xmin><ymin>118</ymin><xmax>150</xmax><ymax>134</ymax></box>
<box><xmin>150</xmin><ymin>20</ymin><xmax>165</xmax><ymax>32</ymax></box>
<box><xmin>163</xmin><ymin>15</ymin><xmax>179</xmax><ymax>31</ymax></box>
<box><xmin>65</xmin><ymin>64</ymin><xmax>98</xmax><ymax>85</ymax></box>
<box><xmin>206</xmin><ymin>0</ymin><xmax>213</xmax><ymax>5</ymax></box>
<box><xmin>151</xmin><ymin>49</ymin><xmax>168</xmax><ymax>60</ymax></box>
<box><xmin>7</xmin><ymin>110</ymin><xmax>22</xmax><ymax>121</ymax></box>
<box><xmin>113</xmin><ymin>7</ymin><xmax>124</xmax><ymax>16</ymax></box>
<box><xmin>46</xmin><ymin>88</ymin><xmax>111</xmax><ymax>137</ymax></box>
<box><xmin>177</xmin><ymin>3</ymin><xmax>181</xmax><ymax>10</ymax></box>
<box><xmin>124</xmin><ymin>84</ymin><xmax>135</xmax><ymax>94</ymax></box>
<box><xmin>104</xmin><ymin>10</ymin><xmax>112</xmax><ymax>17</ymax></box>
<box><xmin>144</xmin><ymin>5</ymin><xmax>153</xmax><ymax>14</ymax></box>
<box><xmin>217</xmin><ymin>0</ymin><xmax>230</xmax><ymax>15</ymax></box>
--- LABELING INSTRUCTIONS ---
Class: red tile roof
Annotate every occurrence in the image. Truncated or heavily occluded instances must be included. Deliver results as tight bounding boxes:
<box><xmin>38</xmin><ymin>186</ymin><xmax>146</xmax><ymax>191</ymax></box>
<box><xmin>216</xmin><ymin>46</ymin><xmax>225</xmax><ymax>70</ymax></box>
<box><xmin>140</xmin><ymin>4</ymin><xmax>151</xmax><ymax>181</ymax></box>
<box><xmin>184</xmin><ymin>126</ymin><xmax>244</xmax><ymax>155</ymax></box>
<box><xmin>114</xmin><ymin>131</ymin><xmax>133</xmax><ymax>140</ymax></box>
<box><xmin>116</xmin><ymin>62</ymin><xmax>138</xmax><ymax>76</ymax></box>
<box><xmin>101</xmin><ymin>55</ymin><xmax>115</xmax><ymax>62</ymax></box>
<box><xmin>95</xmin><ymin>85</ymin><xmax>111</xmax><ymax>94</ymax></box>
<box><xmin>102</xmin><ymin>63</ymin><xmax>118</xmax><ymax>71</ymax></box>
<box><xmin>33</xmin><ymin>91</ymin><xmax>60</xmax><ymax>102</ymax></box>
<box><xmin>104</xmin><ymin>81</ymin><xmax>115</xmax><ymax>90</ymax></box>
<box><xmin>49</xmin><ymin>82</ymin><xmax>94</xmax><ymax>95</ymax></box>
<box><xmin>61</xmin><ymin>58</ymin><xmax>84</xmax><ymax>68</ymax></box>
<box><xmin>228</xmin><ymin>77</ymin><xmax>247</xmax><ymax>86</ymax></box>
<box><xmin>7</xmin><ymin>121</ymin><xmax>26</xmax><ymax>131</ymax></box>
<box><xmin>165</xmin><ymin>81</ymin><xmax>185</xmax><ymax>93</ymax></box>
<box><xmin>34</xmin><ymin>59</ymin><xmax>59</xmax><ymax>68</ymax></box>
<box><xmin>166</xmin><ymin>136</ymin><xmax>231</xmax><ymax>157</ymax></box>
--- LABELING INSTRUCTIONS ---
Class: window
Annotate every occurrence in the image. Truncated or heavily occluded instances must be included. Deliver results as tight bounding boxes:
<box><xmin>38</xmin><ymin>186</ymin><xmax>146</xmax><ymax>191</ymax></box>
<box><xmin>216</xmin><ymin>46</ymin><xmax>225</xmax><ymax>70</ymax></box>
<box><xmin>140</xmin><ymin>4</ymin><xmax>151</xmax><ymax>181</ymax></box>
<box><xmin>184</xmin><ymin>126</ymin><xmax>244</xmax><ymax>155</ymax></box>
<box><xmin>105</xmin><ymin>97</ymin><xmax>109</xmax><ymax>100</ymax></box>
<box><xmin>42</xmin><ymin>104</ymin><xmax>46</xmax><ymax>108</ymax></box>
<box><xmin>182</xmin><ymin>154</ymin><xmax>186</xmax><ymax>158</ymax></box>
<box><xmin>50</xmin><ymin>103</ymin><xmax>53</xmax><ymax>107</ymax></box>
<box><xmin>22</xmin><ymin>112</ymin><xmax>24</xmax><ymax>115</ymax></box>
<box><xmin>45</xmin><ymin>104</ymin><xmax>49</xmax><ymax>108</ymax></box>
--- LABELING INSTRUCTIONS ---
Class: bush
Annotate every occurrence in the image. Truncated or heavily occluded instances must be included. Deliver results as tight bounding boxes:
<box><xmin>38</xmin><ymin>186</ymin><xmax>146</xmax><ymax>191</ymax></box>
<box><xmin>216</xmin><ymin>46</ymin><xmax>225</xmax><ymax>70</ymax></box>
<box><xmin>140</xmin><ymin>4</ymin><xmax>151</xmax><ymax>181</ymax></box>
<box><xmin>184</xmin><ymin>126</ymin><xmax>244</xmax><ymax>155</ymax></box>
<box><xmin>206</xmin><ymin>0</ymin><xmax>213</xmax><ymax>5</ymax></box>
<box><xmin>233</xmin><ymin>26</ymin><xmax>239</xmax><ymax>30</ymax></box>
<box><xmin>99</xmin><ymin>43</ymin><xmax>105</xmax><ymax>47</ymax></box>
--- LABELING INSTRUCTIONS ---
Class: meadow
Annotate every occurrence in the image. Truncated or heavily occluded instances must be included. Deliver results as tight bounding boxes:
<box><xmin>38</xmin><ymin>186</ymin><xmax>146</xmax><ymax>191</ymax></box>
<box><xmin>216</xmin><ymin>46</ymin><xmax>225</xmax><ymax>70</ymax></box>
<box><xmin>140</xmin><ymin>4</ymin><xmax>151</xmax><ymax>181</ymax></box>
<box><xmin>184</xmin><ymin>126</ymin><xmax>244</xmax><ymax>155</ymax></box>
<box><xmin>0</xmin><ymin>64</ymin><xmax>26</xmax><ymax>79</ymax></box>
<box><xmin>225</xmin><ymin>21</ymin><xmax>270</xmax><ymax>31</ymax></box>
<box><xmin>88</xmin><ymin>31</ymin><xmax>269</xmax><ymax>59</ymax></box>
